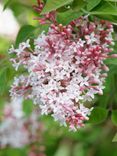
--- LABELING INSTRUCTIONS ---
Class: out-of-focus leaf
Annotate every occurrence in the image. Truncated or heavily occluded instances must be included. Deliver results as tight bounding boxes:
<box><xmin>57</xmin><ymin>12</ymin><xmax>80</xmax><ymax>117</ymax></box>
<box><xmin>41</xmin><ymin>0</ymin><xmax>73</xmax><ymax>14</ymax></box>
<box><xmin>72</xmin><ymin>0</ymin><xmax>86</xmax><ymax>11</ymax></box>
<box><xmin>0</xmin><ymin>38</ymin><xmax>11</xmax><ymax>54</ymax></box>
<box><xmin>111</xmin><ymin>110</ymin><xmax>117</xmax><ymax>126</ymax></box>
<box><xmin>88</xmin><ymin>107</ymin><xmax>108</xmax><ymax>124</ymax></box>
<box><xmin>87</xmin><ymin>0</ymin><xmax>101</xmax><ymax>11</ymax></box>
<box><xmin>0</xmin><ymin>66</ymin><xmax>14</xmax><ymax>95</ymax></box>
<box><xmin>57</xmin><ymin>9</ymin><xmax>83</xmax><ymax>25</ymax></box>
<box><xmin>15</xmin><ymin>25</ymin><xmax>36</xmax><ymax>47</ymax></box>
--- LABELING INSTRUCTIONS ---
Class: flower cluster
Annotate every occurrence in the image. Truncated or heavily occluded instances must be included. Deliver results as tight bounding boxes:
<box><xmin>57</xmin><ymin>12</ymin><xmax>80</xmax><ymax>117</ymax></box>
<box><xmin>9</xmin><ymin>17</ymin><xmax>115</xmax><ymax>131</ymax></box>
<box><xmin>0</xmin><ymin>98</ymin><xmax>46</xmax><ymax>156</ymax></box>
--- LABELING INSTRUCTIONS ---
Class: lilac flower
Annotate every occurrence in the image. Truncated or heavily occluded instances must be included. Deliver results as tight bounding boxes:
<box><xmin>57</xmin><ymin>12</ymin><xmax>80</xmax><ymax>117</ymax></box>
<box><xmin>9</xmin><ymin>17</ymin><xmax>115</xmax><ymax>131</ymax></box>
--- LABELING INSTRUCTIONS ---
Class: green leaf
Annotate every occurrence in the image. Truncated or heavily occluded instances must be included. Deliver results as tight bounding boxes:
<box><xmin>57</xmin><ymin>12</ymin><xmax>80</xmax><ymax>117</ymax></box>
<box><xmin>3</xmin><ymin>0</ymin><xmax>12</xmax><ymax>11</ymax></box>
<box><xmin>88</xmin><ymin>107</ymin><xmax>108</xmax><ymax>124</ymax></box>
<box><xmin>34</xmin><ymin>24</ymin><xmax>49</xmax><ymax>36</ymax></box>
<box><xmin>0</xmin><ymin>68</ymin><xmax>7</xmax><ymax>94</ymax></box>
<box><xmin>90</xmin><ymin>1</ymin><xmax>117</xmax><ymax>15</ymax></box>
<box><xmin>72</xmin><ymin>0</ymin><xmax>86</xmax><ymax>12</ymax></box>
<box><xmin>111</xmin><ymin>110</ymin><xmax>117</xmax><ymax>126</ymax></box>
<box><xmin>41</xmin><ymin>0</ymin><xmax>73</xmax><ymax>14</ymax></box>
<box><xmin>0</xmin><ymin>66</ymin><xmax>14</xmax><ymax>95</ymax></box>
<box><xmin>87</xmin><ymin>0</ymin><xmax>101</xmax><ymax>11</ymax></box>
<box><xmin>15</xmin><ymin>25</ymin><xmax>36</xmax><ymax>48</ymax></box>
<box><xmin>57</xmin><ymin>9</ymin><xmax>83</xmax><ymax>25</ymax></box>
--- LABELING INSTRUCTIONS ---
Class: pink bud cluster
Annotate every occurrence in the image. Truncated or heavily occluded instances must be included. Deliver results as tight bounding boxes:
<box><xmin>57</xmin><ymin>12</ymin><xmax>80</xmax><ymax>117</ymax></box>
<box><xmin>0</xmin><ymin>98</ymin><xmax>46</xmax><ymax>156</ymax></box>
<box><xmin>9</xmin><ymin>17</ymin><xmax>115</xmax><ymax>131</ymax></box>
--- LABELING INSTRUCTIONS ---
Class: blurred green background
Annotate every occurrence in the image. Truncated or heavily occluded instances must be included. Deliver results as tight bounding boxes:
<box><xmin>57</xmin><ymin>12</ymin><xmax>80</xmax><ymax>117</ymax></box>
<box><xmin>0</xmin><ymin>0</ymin><xmax>117</xmax><ymax>156</ymax></box>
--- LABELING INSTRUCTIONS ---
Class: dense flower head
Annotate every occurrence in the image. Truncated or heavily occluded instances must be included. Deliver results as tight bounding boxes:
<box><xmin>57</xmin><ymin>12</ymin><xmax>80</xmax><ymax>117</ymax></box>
<box><xmin>9</xmin><ymin>17</ymin><xmax>115</xmax><ymax>131</ymax></box>
<box><xmin>0</xmin><ymin>98</ymin><xmax>45</xmax><ymax>156</ymax></box>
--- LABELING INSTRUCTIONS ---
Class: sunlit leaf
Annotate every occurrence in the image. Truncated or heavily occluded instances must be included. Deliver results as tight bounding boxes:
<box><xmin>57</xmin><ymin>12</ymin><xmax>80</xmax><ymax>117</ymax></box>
<box><xmin>41</xmin><ymin>0</ymin><xmax>73</xmax><ymax>14</ymax></box>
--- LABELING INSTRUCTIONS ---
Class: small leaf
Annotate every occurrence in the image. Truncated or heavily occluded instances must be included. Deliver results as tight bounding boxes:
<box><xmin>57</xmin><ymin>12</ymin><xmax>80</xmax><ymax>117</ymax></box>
<box><xmin>111</xmin><ymin>110</ymin><xmax>117</xmax><ymax>126</ymax></box>
<box><xmin>41</xmin><ymin>0</ymin><xmax>73</xmax><ymax>14</ymax></box>
<box><xmin>87</xmin><ymin>0</ymin><xmax>101</xmax><ymax>11</ymax></box>
<box><xmin>88</xmin><ymin>107</ymin><xmax>108</xmax><ymax>124</ymax></box>
<box><xmin>57</xmin><ymin>9</ymin><xmax>83</xmax><ymax>25</ymax></box>
<box><xmin>15</xmin><ymin>25</ymin><xmax>36</xmax><ymax>48</ymax></box>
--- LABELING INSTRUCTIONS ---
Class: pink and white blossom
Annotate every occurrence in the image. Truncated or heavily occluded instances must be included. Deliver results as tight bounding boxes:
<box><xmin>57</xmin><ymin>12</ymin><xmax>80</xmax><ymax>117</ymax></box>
<box><xmin>9</xmin><ymin>17</ymin><xmax>115</xmax><ymax>131</ymax></box>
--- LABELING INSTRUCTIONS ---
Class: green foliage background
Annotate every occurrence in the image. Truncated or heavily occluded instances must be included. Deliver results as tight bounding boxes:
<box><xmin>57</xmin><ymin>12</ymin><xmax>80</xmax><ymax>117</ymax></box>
<box><xmin>0</xmin><ymin>0</ymin><xmax>117</xmax><ymax>156</ymax></box>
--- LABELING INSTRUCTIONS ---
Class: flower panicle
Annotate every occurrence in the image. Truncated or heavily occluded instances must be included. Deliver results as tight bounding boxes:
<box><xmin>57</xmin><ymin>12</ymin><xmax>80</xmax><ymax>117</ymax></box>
<box><xmin>9</xmin><ymin>17</ymin><xmax>115</xmax><ymax>131</ymax></box>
